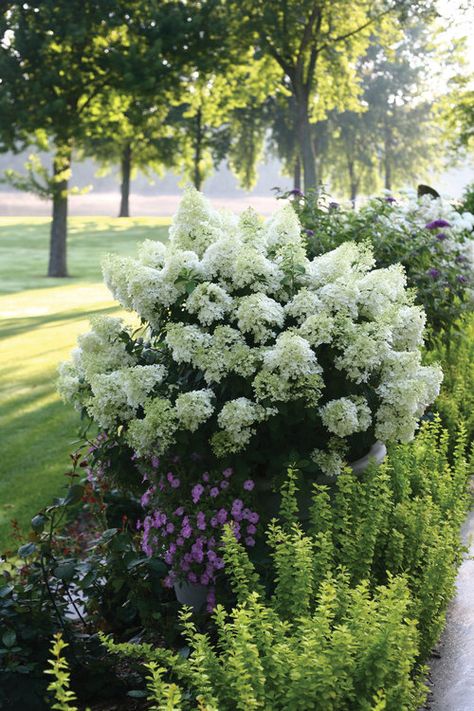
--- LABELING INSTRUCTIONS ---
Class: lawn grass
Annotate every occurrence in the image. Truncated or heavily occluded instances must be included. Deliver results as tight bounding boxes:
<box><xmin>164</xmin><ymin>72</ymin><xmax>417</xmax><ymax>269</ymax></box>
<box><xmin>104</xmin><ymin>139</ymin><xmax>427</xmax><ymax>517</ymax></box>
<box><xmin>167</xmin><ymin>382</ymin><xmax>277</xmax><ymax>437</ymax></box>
<box><xmin>0</xmin><ymin>216</ymin><xmax>170</xmax><ymax>549</ymax></box>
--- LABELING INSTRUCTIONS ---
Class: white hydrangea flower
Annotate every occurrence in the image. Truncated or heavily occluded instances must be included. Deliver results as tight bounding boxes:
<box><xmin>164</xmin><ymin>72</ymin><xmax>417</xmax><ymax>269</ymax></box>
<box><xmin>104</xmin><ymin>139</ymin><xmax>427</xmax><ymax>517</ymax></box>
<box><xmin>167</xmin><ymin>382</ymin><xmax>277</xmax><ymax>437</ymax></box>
<box><xmin>357</xmin><ymin>265</ymin><xmax>407</xmax><ymax>319</ymax></box>
<box><xmin>126</xmin><ymin>398</ymin><xmax>178</xmax><ymax>455</ymax></box>
<box><xmin>86</xmin><ymin>364</ymin><xmax>167</xmax><ymax>429</ymax></box>
<box><xmin>102</xmin><ymin>254</ymin><xmax>134</xmax><ymax>310</ymax></box>
<box><xmin>391</xmin><ymin>305</ymin><xmax>426</xmax><ymax>350</ymax></box>
<box><xmin>263</xmin><ymin>332</ymin><xmax>320</xmax><ymax>379</ymax></box>
<box><xmin>74</xmin><ymin>316</ymin><xmax>136</xmax><ymax>380</ymax></box>
<box><xmin>121</xmin><ymin>365</ymin><xmax>167</xmax><ymax>408</ymax></box>
<box><xmin>297</xmin><ymin>312</ymin><xmax>334</xmax><ymax>348</ymax></box>
<box><xmin>213</xmin><ymin>397</ymin><xmax>274</xmax><ymax>455</ymax></box>
<box><xmin>319</xmin><ymin>396</ymin><xmax>371</xmax><ymax>438</ymax></box>
<box><xmin>168</xmin><ymin>185</ymin><xmax>226</xmax><ymax>256</ymax></box>
<box><xmin>185</xmin><ymin>282</ymin><xmax>233</xmax><ymax>325</ymax></box>
<box><xmin>238</xmin><ymin>207</ymin><xmax>266</xmax><ymax>249</ymax></box>
<box><xmin>231</xmin><ymin>246</ymin><xmax>283</xmax><ymax>294</ymax></box>
<box><xmin>165</xmin><ymin>323</ymin><xmax>211</xmax><ymax>365</ymax></box>
<box><xmin>138</xmin><ymin>239</ymin><xmax>167</xmax><ymax>268</ymax></box>
<box><xmin>199</xmin><ymin>325</ymin><xmax>259</xmax><ymax>384</ymax></box>
<box><xmin>264</xmin><ymin>204</ymin><xmax>304</xmax><ymax>253</ymax></box>
<box><xmin>175</xmin><ymin>389</ymin><xmax>215</xmax><ymax>432</ymax></box>
<box><xmin>311</xmin><ymin>448</ymin><xmax>345</xmax><ymax>478</ymax></box>
<box><xmin>306</xmin><ymin>242</ymin><xmax>374</xmax><ymax>289</ymax></box>
<box><xmin>236</xmin><ymin>293</ymin><xmax>285</xmax><ymax>343</ymax></box>
<box><xmin>285</xmin><ymin>289</ymin><xmax>322</xmax><ymax>324</ymax></box>
<box><xmin>334</xmin><ymin>320</ymin><xmax>392</xmax><ymax>383</ymax></box>
<box><xmin>57</xmin><ymin>362</ymin><xmax>82</xmax><ymax>404</ymax></box>
<box><xmin>375</xmin><ymin>352</ymin><xmax>443</xmax><ymax>443</ymax></box>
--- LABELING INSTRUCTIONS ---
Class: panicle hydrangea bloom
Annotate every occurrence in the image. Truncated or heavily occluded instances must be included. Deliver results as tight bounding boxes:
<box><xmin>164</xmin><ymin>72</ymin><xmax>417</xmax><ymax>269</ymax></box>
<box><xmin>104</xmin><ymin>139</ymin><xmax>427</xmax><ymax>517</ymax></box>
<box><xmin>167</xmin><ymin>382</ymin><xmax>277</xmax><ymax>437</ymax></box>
<box><xmin>59</xmin><ymin>186</ymin><xmax>442</xmax><ymax>470</ymax></box>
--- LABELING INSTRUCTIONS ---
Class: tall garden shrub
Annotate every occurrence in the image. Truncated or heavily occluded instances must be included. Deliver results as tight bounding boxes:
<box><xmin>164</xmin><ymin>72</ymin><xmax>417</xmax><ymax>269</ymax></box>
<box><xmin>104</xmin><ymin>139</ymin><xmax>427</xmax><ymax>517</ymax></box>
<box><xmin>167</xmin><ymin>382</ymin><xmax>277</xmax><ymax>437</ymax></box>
<box><xmin>77</xmin><ymin>418</ymin><xmax>470</xmax><ymax>711</ymax></box>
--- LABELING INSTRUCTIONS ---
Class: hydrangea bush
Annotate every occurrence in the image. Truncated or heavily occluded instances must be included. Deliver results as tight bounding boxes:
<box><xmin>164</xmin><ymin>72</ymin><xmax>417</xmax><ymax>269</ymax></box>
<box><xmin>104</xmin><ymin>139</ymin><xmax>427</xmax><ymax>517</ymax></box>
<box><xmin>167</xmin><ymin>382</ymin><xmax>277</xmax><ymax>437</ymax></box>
<box><xmin>59</xmin><ymin>188</ymin><xmax>442</xmax><ymax>489</ymax></box>
<box><xmin>288</xmin><ymin>188</ymin><xmax>474</xmax><ymax>339</ymax></box>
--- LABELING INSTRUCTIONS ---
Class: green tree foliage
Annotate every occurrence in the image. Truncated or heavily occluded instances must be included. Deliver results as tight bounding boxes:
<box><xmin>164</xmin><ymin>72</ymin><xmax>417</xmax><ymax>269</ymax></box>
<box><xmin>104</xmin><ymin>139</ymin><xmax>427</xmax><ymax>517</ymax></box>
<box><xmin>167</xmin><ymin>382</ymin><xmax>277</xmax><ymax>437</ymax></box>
<box><xmin>0</xmin><ymin>1</ymin><xmax>130</xmax><ymax>276</ymax></box>
<box><xmin>231</xmin><ymin>0</ymin><xmax>436</xmax><ymax>192</ymax></box>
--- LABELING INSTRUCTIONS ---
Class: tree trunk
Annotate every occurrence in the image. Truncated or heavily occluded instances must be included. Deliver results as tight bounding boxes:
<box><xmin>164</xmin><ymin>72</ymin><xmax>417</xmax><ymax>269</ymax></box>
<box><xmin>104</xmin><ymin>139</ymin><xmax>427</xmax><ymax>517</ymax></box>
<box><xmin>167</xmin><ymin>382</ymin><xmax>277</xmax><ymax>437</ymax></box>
<box><xmin>296</xmin><ymin>93</ymin><xmax>317</xmax><ymax>192</ymax></box>
<box><xmin>293</xmin><ymin>156</ymin><xmax>301</xmax><ymax>191</ymax></box>
<box><xmin>118</xmin><ymin>142</ymin><xmax>132</xmax><ymax>217</ymax></box>
<box><xmin>48</xmin><ymin>146</ymin><xmax>71</xmax><ymax>278</ymax></box>
<box><xmin>193</xmin><ymin>108</ymin><xmax>203</xmax><ymax>191</ymax></box>
<box><xmin>384</xmin><ymin>118</ymin><xmax>392</xmax><ymax>191</ymax></box>
<box><xmin>348</xmin><ymin>161</ymin><xmax>357</xmax><ymax>208</ymax></box>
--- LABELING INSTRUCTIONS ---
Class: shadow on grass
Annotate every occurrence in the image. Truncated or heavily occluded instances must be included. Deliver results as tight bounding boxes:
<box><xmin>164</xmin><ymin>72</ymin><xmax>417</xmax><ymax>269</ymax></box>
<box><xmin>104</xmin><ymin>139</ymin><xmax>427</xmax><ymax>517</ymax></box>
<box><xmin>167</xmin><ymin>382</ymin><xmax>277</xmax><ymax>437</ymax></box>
<box><xmin>0</xmin><ymin>392</ymin><xmax>84</xmax><ymax>548</ymax></box>
<box><xmin>0</xmin><ymin>304</ymin><xmax>120</xmax><ymax>340</ymax></box>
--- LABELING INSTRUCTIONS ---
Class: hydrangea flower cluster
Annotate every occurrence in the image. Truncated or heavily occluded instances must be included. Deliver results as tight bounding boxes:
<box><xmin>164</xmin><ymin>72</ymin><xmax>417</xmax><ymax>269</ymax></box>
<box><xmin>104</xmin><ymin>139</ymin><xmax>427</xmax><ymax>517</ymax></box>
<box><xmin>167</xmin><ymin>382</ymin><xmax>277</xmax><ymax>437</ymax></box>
<box><xmin>59</xmin><ymin>187</ymin><xmax>442</xmax><ymax>477</ymax></box>
<box><xmin>137</xmin><ymin>461</ymin><xmax>258</xmax><ymax>609</ymax></box>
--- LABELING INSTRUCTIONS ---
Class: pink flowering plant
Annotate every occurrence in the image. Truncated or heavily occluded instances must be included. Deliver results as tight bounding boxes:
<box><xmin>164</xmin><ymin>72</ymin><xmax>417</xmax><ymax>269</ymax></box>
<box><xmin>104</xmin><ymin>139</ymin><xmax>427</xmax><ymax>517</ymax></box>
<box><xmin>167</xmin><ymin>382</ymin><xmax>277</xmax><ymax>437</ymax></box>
<box><xmin>137</xmin><ymin>458</ymin><xmax>259</xmax><ymax>605</ymax></box>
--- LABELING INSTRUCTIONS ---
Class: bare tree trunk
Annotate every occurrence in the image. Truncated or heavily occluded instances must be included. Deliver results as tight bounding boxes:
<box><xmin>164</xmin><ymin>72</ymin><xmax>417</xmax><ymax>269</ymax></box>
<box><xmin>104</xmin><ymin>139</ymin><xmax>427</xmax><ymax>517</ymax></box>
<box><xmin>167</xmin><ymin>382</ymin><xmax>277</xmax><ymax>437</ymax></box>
<box><xmin>384</xmin><ymin>118</ymin><xmax>392</xmax><ymax>191</ymax></box>
<box><xmin>296</xmin><ymin>92</ymin><xmax>317</xmax><ymax>191</ymax></box>
<box><xmin>293</xmin><ymin>156</ymin><xmax>302</xmax><ymax>191</ymax></box>
<box><xmin>48</xmin><ymin>145</ymin><xmax>71</xmax><ymax>278</ymax></box>
<box><xmin>119</xmin><ymin>142</ymin><xmax>132</xmax><ymax>217</ymax></box>
<box><xmin>348</xmin><ymin>160</ymin><xmax>357</xmax><ymax>208</ymax></box>
<box><xmin>193</xmin><ymin>108</ymin><xmax>203</xmax><ymax>191</ymax></box>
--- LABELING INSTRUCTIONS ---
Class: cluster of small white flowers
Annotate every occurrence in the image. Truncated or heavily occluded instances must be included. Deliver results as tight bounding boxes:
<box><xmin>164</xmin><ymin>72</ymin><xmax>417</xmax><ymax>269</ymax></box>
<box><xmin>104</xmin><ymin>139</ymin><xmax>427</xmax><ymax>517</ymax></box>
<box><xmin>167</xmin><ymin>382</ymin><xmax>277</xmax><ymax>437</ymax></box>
<box><xmin>185</xmin><ymin>282</ymin><xmax>233</xmax><ymax>325</ymax></box>
<box><xmin>59</xmin><ymin>187</ymin><xmax>443</xmax><ymax>466</ymax></box>
<box><xmin>213</xmin><ymin>398</ymin><xmax>274</xmax><ymax>456</ymax></box>
<box><xmin>175</xmin><ymin>389</ymin><xmax>215</xmax><ymax>432</ymax></box>
<box><xmin>319</xmin><ymin>396</ymin><xmax>372</xmax><ymax>438</ymax></box>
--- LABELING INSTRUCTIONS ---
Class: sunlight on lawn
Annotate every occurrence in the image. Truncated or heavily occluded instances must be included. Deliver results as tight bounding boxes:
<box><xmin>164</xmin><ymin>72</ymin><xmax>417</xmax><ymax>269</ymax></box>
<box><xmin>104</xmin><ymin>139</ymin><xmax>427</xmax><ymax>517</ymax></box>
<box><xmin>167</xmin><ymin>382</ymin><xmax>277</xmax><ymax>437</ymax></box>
<box><xmin>0</xmin><ymin>216</ymin><xmax>169</xmax><ymax>547</ymax></box>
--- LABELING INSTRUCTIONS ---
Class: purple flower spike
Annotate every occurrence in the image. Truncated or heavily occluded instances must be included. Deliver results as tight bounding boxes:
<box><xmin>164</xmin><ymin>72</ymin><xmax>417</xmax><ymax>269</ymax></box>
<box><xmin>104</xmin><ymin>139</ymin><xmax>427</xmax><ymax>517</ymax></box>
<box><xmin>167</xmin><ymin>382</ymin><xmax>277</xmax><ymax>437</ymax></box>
<box><xmin>427</xmin><ymin>268</ymin><xmax>440</xmax><ymax>279</ymax></box>
<box><xmin>435</xmin><ymin>232</ymin><xmax>448</xmax><ymax>241</ymax></box>
<box><xmin>425</xmin><ymin>219</ymin><xmax>451</xmax><ymax>230</ymax></box>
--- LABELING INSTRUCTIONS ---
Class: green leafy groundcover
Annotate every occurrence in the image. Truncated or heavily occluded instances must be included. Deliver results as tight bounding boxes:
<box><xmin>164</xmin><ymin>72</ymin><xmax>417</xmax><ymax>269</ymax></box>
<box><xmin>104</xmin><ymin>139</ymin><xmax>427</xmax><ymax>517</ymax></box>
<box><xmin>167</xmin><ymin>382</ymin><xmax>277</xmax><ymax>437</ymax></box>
<box><xmin>44</xmin><ymin>412</ymin><xmax>471</xmax><ymax>711</ymax></box>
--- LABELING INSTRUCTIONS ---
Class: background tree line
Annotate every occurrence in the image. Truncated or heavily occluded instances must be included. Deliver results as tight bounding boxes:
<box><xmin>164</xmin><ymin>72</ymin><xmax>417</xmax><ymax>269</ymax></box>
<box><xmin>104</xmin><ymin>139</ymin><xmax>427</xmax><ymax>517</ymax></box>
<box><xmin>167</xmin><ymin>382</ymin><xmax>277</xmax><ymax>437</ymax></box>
<box><xmin>0</xmin><ymin>0</ymin><xmax>468</xmax><ymax>277</ymax></box>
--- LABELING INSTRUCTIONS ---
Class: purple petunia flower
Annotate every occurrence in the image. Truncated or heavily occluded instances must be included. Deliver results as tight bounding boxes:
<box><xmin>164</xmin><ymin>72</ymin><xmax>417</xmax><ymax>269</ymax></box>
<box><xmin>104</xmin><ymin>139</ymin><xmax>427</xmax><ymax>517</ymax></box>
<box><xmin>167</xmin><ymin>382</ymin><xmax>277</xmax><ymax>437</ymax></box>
<box><xmin>425</xmin><ymin>219</ymin><xmax>451</xmax><ymax>230</ymax></box>
<box><xmin>435</xmin><ymin>232</ymin><xmax>448</xmax><ymax>241</ymax></box>
<box><xmin>202</xmin><ymin>472</ymin><xmax>210</xmax><ymax>482</ymax></box>
<box><xmin>245</xmin><ymin>536</ymin><xmax>256</xmax><ymax>547</ymax></box>
<box><xmin>171</xmin><ymin>477</ymin><xmax>180</xmax><ymax>489</ymax></box>
<box><xmin>243</xmin><ymin>479</ymin><xmax>255</xmax><ymax>491</ymax></box>
<box><xmin>247</xmin><ymin>524</ymin><xmax>257</xmax><ymax>535</ymax></box>
<box><xmin>457</xmin><ymin>274</ymin><xmax>468</xmax><ymax>284</ymax></box>
<box><xmin>151</xmin><ymin>456</ymin><xmax>160</xmax><ymax>469</ymax></box>
<box><xmin>427</xmin><ymin>268</ymin><xmax>440</xmax><ymax>279</ymax></box>
<box><xmin>385</xmin><ymin>196</ymin><xmax>396</xmax><ymax>204</ymax></box>
<box><xmin>222</xmin><ymin>467</ymin><xmax>233</xmax><ymax>478</ymax></box>
<box><xmin>305</xmin><ymin>228</ymin><xmax>315</xmax><ymax>236</ymax></box>
<box><xmin>210</xmin><ymin>486</ymin><xmax>219</xmax><ymax>498</ymax></box>
<box><xmin>192</xmin><ymin>483</ymin><xmax>204</xmax><ymax>503</ymax></box>
<box><xmin>216</xmin><ymin>508</ymin><xmax>228</xmax><ymax>524</ymax></box>
<box><xmin>220</xmin><ymin>480</ymin><xmax>229</xmax><ymax>490</ymax></box>
<box><xmin>247</xmin><ymin>512</ymin><xmax>259</xmax><ymax>524</ymax></box>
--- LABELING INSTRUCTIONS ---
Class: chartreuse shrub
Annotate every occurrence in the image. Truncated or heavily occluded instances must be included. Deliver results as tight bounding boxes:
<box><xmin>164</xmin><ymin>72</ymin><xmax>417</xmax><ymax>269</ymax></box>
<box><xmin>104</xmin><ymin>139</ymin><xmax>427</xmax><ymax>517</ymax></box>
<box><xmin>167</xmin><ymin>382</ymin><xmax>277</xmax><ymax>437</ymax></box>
<box><xmin>42</xmin><ymin>418</ymin><xmax>467</xmax><ymax>711</ymax></box>
<box><xmin>425</xmin><ymin>313</ymin><xmax>474</xmax><ymax>444</ymax></box>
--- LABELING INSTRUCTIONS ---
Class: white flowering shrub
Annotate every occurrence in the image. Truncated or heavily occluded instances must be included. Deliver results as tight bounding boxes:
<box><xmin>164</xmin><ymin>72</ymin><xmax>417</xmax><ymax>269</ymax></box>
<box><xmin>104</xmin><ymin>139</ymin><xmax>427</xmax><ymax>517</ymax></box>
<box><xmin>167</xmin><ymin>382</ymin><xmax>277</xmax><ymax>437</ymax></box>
<box><xmin>59</xmin><ymin>187</ymin><xmax>442</xmax><ymax>478</ymax></box>
<box><xmin>291</xmin><ymin>188</ymin><xmax>474</xmax><ymax>341</ymax></box>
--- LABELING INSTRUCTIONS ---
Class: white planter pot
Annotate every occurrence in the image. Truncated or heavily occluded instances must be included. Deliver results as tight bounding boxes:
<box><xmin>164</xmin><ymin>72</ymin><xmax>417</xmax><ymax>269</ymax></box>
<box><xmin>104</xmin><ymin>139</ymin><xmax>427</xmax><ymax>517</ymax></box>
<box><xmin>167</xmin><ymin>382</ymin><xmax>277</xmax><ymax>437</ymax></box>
<box><xmin>174</xmin><ymin>581</ymin><xmax>208</xmax><ymax>610</ymax></box>
<box><xmin>349</xmin><ymin>441</ymin><xmax>387</xmax><ymax>474</ymax></box>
